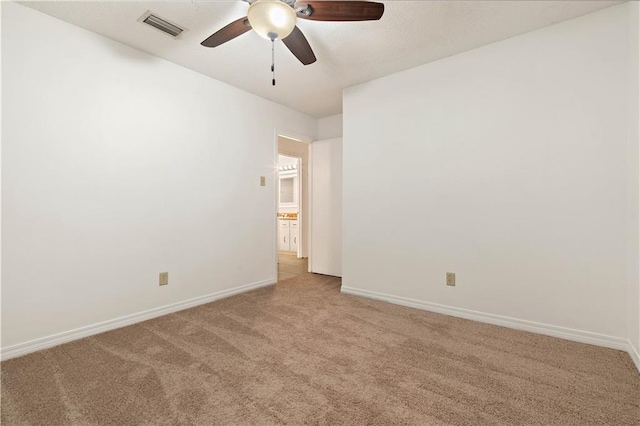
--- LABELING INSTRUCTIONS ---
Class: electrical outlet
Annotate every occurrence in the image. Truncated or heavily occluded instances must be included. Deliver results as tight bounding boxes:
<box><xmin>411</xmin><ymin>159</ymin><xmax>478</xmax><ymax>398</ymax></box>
<box><xmin>446</xmin><ymin>272</ymin><xmax>455</xmax><ymax>286</ymax></box>
<box><xmin>260</xmin><ymin>176</ymin><xmax>266</xmax><ymax>186</ymax></box>
<box><xmin>159</xmin><ymin>272</ymin><xmax>169</xmax><ymax>286</ymax></box>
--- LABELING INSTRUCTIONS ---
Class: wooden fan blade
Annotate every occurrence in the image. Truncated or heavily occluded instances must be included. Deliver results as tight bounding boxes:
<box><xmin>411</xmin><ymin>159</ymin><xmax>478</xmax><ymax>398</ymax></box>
<box><xmin>282</xmin><ymin>26</ymin><xmax>317</xmax><ymax>65</ymax></box>
<box><xmin>295</xmin><ymin>1</ymin><xmax>384</xmax><ymax>22</ymax></box>
<box><xmin>201</xmin><ymin>17</ymin><xmax>251</xmax><ymax>48</ymax></box>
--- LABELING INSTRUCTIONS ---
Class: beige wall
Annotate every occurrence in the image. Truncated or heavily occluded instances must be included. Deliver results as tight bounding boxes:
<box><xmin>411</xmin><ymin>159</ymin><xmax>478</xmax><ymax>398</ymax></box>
<box><xmin>278</xmin><ymin>136</ymin><xmax>310</xmax><ymax>258</ymax></box>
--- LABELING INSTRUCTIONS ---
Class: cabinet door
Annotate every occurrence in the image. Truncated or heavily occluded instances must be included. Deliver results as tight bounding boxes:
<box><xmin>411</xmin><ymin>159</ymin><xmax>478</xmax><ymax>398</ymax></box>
<box><xmin>289</xmin><ymin>227</ymin><xmax>299</xmax><ymax>253</ymax></box>
<box><xmin>278</xmin><ymin>228</ymin><xmax>290</xmax><ymax>252</ymax></box>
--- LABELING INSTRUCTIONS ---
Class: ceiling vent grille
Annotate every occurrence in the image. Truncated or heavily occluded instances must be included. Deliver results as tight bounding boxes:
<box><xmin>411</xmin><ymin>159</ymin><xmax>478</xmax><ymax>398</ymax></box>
<box><xmin>140</xmin><ymin>12</ymin><xmax>185</xmax><ymax>38</ymax></box>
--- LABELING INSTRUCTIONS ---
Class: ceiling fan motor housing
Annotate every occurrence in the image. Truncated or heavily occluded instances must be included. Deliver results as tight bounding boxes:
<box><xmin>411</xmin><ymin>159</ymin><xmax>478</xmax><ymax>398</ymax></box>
<box><xmin>247</xmin><ymin>0</ymin><xmax>297</xmax><ymax>40</ymax></box>
<box><xmin>294</xmin><ymin>3</ymin><xmax>313</xmax><ymax>17</ymax></box>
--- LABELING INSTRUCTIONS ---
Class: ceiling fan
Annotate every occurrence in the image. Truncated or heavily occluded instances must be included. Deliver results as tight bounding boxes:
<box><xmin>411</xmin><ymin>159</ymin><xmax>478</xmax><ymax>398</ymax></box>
<box><xmin>200</xmin><ymin>0</ymin><xmax>385</xmax><ymax>68</ymax></box>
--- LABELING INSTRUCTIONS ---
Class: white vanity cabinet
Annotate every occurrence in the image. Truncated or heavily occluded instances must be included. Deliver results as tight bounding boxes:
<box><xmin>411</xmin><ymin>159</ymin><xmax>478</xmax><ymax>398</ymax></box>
<box><xmin>278</xmin><ymin>219</ymin><xmax>299</xmax><ymax>253</ymax></box>
<box><xmin>289</xmin><ymin>221</ymin><xmax>299</xmax><ymax>253</ymax></box>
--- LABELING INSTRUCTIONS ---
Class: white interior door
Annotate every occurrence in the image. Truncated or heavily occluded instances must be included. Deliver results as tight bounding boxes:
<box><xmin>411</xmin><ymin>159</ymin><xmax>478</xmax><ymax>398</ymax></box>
<box><xmin>311</xmin><ymin>138</ymin><xmax>342</xmax><ymax>277</ymax></box>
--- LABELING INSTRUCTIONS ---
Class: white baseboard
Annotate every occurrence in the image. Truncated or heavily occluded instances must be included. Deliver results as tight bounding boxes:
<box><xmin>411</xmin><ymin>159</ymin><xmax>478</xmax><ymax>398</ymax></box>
<box><xmin>341</xmin><ymin>286</ymin><xmax>639</xmax><ymax>373</ymax></box>
<box><xmin>628</xmin><ymin>340</ymin><xmax>640</xmax><ymax>373</ymax></box>
<box><xmin>1</xmin><ymin>278</ymin><xmax>276</xmax><ymax>361</ymax></box>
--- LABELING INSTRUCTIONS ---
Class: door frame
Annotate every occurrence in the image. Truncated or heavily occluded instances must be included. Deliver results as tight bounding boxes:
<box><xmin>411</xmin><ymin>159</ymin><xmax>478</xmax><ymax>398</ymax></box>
<box><xmin>273</xmin><ymin>129</ymin><xmax>314</xmax><ymax>281</ymax></box>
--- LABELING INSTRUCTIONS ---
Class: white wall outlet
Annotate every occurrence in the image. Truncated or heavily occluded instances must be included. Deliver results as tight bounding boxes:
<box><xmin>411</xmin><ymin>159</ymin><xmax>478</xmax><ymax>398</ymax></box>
<box><xmin>260</xmin><ymin>176</ymin><xmax>266</xmax><ymax>186</ymax></box>
<box><xmin>159</xmin><ymin>272</ymin><xmax>169</xmax><ymax>286</ymax></box>
<box><xmin>446</xmin><ymin>272</ymin><xmax>455</xmax><ymax>286</ymax></box>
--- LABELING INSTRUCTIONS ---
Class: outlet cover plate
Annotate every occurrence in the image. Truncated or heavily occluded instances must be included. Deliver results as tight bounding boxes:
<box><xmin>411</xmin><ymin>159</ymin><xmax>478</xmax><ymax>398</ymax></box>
<box><xmin>159</xmin><ymin>272</ymin><xmax>169</xmax><ymax>286</ymax></box>
<box><xmin>446</xmin><ymin>272</ymin><xmax>455</xmax><ymax>286</ymax></box>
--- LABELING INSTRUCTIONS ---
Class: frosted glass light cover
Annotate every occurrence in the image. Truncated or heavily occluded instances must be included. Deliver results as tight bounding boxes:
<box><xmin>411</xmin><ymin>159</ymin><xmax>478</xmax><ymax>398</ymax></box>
<box><xmin>247</xmin><ymin>0</ymin><xmax>297</xmax><ymax>40</ymax></box>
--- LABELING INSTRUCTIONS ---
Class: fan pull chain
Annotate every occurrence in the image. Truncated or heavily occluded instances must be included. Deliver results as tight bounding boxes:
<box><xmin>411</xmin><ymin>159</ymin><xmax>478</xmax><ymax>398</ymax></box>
<box><xmin>271</xmin><ymin>37</ymin><xmax>276</xmax><ymax>86</ymax></box>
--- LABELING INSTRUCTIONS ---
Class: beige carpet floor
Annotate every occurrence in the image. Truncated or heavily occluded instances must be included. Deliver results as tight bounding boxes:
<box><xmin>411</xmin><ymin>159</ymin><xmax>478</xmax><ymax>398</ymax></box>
<box><xmin>2</xmin><ymin>256</ymin><xmax>639</xmax><ymax>425</ymax></box>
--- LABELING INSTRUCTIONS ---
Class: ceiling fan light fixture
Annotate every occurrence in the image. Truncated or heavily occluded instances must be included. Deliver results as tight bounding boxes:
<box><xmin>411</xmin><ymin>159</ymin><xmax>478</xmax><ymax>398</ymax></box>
<box><xmin>247</xmin><ymin>0</ymin><xmax>297</xmax><ymax>40</ymax></box>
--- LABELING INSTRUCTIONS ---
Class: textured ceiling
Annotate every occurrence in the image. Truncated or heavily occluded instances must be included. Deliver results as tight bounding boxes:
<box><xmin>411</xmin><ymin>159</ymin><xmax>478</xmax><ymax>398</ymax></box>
<box><xmin>21</xmin><ymin>0</ymin><xmax>624</xmax><ymax>117</ymax></box>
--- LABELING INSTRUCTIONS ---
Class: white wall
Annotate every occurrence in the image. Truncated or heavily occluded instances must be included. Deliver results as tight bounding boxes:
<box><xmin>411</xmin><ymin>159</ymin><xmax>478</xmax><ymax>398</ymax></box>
<box><xmin>628</xmin><ymin>1</ymin><xmax>640</xmax><ymax>365</ymax></box>
<box><xmin>343</xmin><ymin>4</ymin><xmax>634</xmax><ymax>348</ymax></box>
<box><xmin>0</xmin><ymin>0</ymin><xmax>4</xmax><ymax>355</ymax></box>
<box><xmin>1</xmin><ymin>3</ymin><xmax>317</xmax><ymax>352</ymax></box>
<box><xmin>318</xmin><ymin>114</ymin><xmax>343</xmax><ymax>140</ymax></box>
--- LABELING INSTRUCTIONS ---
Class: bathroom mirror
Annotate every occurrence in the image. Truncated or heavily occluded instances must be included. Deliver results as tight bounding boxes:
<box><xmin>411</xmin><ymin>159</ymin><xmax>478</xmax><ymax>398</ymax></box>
<box><xmin>280</xmin><ymin>177</ymin><xmax>294</xmax><ymax>203</ymax></box>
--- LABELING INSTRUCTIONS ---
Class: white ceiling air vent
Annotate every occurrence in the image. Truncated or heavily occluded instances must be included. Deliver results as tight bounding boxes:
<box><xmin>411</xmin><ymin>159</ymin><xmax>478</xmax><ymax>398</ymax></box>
<box><xmin>139</xmin><ymin>12</ymin><xmax>186</xmax><ymax>39</ymax></box>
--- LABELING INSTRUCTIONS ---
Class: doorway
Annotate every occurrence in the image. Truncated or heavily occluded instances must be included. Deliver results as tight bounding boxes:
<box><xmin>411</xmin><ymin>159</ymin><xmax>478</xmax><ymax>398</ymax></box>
<box><xmin>275</xmin><ymin>133</ymin><xmax>343</xmax><ymax>281</ymax></box>
<box><xmin>277</xmin><ymin>154</ymin><xmax>302</xmax><ymax>258</ymax></box>
<box><xmin>276</xmin><ymin>135</ymin><xmax>311</xmax><ymax>282</ymax></box>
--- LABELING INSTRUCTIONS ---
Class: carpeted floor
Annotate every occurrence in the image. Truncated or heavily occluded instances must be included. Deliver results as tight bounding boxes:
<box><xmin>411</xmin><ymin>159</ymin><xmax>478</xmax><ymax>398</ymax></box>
<box><xmin>2</xmin><ymin>255</ymin><xmax>639</xmax><ymax>425</ymax></box>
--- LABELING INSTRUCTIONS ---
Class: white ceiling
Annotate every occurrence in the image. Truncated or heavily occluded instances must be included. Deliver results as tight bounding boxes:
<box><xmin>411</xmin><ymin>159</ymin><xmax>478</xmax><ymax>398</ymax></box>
<box><xmin>22</xmin><ymin>0</ymin><xmax>624</xmax><ymax>118</ymax></box>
